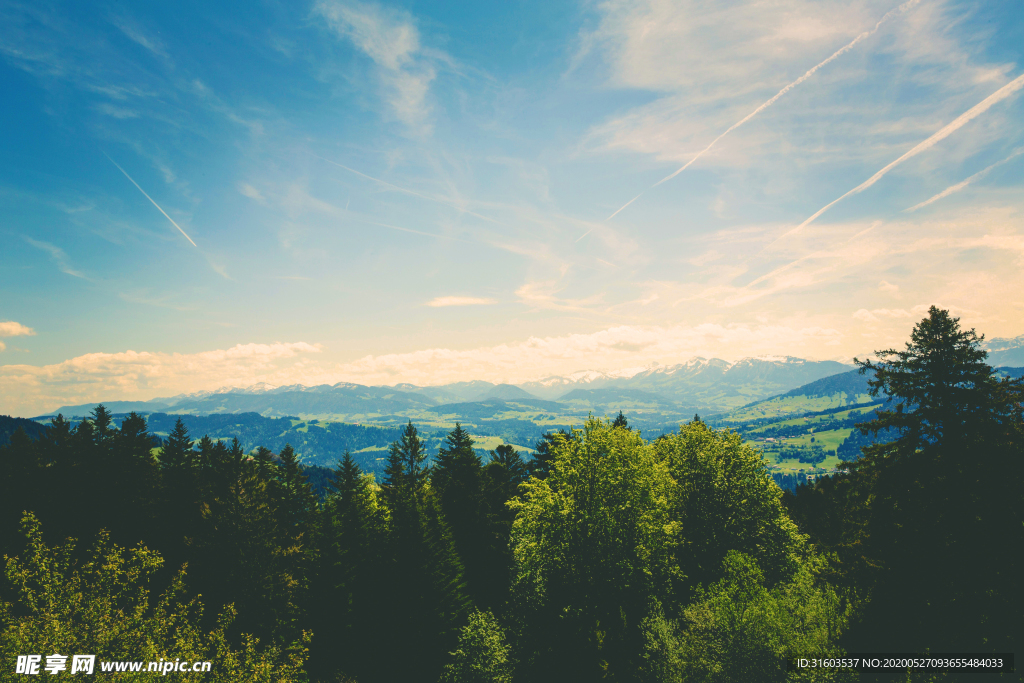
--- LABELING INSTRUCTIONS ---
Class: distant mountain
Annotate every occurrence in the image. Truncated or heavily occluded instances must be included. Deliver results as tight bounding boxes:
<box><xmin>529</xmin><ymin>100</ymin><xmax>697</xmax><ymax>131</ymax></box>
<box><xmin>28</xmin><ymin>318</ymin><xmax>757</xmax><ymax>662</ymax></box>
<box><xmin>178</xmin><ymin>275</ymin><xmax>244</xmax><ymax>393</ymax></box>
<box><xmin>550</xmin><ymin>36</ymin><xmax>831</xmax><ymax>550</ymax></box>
<box><xmin>780</xmin><ymin>370</ymin><xmax>870</xmax><ymax>398</ymax></box>
<box><xmin>986</xmin><ymin>336</ymin><xmax>1024</xmax><ymax>367</ymax></box>
<box><xmin>48</xmin><ymin>400</ymin><xmax>171</xmax><ymax>418</ymax></box>
<box><xmin>557</xmin><ymin>387</ymin><xmax>686</xmax><ymax>410</ymax></box>
<box><xmin>724</xmin><ymin>368</ymin><xmax>878</xmax><ymax>423</ymax></box>
<box><xmin>1</xmin><ymin>415</ymin><xmax>49</xmax><ymax>446</ymax></box>
<box><xmin>388</xmin><ymin>381</ymin><xmax>497</xmax><ymax>403</ymax></box>
<box><xmin>997</xmin><ymin>366</ymin><xmax>1024</xmax><ymax>380</ymax></box>
<box><xmin>520</xmin><ymin>356</ymin><xmax>852</xmax><ymax>408</ymax></box>
<box><xmin>482</xmin><ymin>384</ymin><xmax>538</xmax><ymax>401</ymax></box>
<box><xmin>167</xmin><ymin>383</ymin><xmax>436</xmax><ymax>418</ymax></box>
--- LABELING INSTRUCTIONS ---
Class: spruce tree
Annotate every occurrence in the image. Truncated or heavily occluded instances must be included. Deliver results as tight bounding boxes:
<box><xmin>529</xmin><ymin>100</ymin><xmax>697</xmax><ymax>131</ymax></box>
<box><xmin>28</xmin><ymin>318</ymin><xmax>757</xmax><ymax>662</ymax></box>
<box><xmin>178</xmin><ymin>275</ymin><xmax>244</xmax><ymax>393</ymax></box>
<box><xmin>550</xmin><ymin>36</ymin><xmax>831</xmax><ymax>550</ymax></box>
<box><xmin>843</xmin><ymin>307</ymin><xmax>1024</xmax><ymax>654</ymax></box>
<box><xmin>381</xmin><ymin>420</ymin><xmax>428</xmax><ymax>506</ymax></box>
<box><xmin>432</xmin><ymin>424</ymin><xmax>492</xmax><ymax>605</ymax></box>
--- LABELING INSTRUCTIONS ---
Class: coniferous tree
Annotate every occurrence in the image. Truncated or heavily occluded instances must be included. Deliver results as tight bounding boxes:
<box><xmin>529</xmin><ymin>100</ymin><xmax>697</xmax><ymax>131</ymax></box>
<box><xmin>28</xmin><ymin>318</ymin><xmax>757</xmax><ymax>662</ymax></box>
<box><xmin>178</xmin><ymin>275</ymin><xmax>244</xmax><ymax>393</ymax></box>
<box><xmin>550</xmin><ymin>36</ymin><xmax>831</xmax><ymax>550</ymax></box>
<box><xmin>838</xmin><ymin>307</ymin><xmax>1024</xmax><ymax>655</ymax></box>
<box><xmin>432</xmin><ymin>424</ymin><xmax>493</xmax><ymax>605</ymax></box>
<box><xmin>375</xmin><ymin>423</ymin><xmax>471</xmax><ymax>683</ymax></box>
<box><xmin>528</xmin><ymin>429</ymin><xmax>570</xmax><ymax>480</ymax></box>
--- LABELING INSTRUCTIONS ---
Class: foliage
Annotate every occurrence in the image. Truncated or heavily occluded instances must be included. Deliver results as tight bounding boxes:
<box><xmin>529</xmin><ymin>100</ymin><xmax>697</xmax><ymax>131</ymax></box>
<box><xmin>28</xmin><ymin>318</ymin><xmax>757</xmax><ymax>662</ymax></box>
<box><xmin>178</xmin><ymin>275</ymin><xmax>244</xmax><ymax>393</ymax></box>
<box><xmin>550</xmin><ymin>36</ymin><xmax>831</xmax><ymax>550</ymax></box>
<box><xmin>440</xmin><ymin>610</ymin><xmax>515</xmax><ymax>683</ymax></box>
<box><xmin>509</xmin><ymin>418</ymin><xmax>678</xmax><ymax>681</ymax></box>
<box><xmin>639</xmin><ymin>552</ymin><xmax>853</xmax><ymax>683</ymax></box>
<box><xmin>0</xmin><ymin>513</ymin><xmax>307</xmax><ymax>682</ymax></box>
<box><xmin>653</xmin><ymin>420</ymin><xmax>806</xmax><ymax>598</ymax></box>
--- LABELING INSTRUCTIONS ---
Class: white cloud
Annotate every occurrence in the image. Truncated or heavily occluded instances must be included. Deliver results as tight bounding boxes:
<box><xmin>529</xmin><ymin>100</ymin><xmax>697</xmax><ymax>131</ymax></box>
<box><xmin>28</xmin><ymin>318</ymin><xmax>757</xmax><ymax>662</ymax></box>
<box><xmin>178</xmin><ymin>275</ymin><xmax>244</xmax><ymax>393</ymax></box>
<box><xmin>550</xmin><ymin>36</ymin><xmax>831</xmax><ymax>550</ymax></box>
<box><xmin>426</xmin><ymin>296</ymin><xmax>497</xmax><ymax>307</ymax></box>
<box><xmin>314</xmin><ymin>0</ymin><xmax>436</xmax><ymax>130</ymax></box>
<box><xmin>238</xmin><ymin>183</ymin><xmax>264</xmax><ymax>201</ymax></box>
<box><xmin>878</xmin><ymin>280</ymin><xmax>900</xmax><ymax>294</ymax></box>
<box><xmin>326</xmin><ymin>323</ymin><xmax>846</xmax><ymax>387</ymax></box>
<box><xmin>24</xmin><ymin>237</ymin><xmax>89</xmax><ymax>279</ymax></box>
<box><xmin>0</xmin><ymin>342</ymin><xmax>322</xmax><ymax>417</ymax></box>
<box><xmin>0</xmin><ymin>322</ymin><xmax>35</xmax><ymax>337</ymax></box>
<box><xmin>1</xmin><ymin>325</ymin><xmax>850</xmax><ymax>416</ymax></box>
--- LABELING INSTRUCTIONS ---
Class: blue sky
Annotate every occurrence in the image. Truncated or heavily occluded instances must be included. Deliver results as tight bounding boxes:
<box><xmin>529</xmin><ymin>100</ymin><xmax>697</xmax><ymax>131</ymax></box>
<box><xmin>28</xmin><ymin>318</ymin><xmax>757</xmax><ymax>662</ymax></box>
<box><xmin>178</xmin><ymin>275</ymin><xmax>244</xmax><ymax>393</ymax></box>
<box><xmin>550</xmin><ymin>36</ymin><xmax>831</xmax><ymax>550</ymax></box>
<box><xmin>2</xmin><ymin>0</ymin><xmax>1023</xmax><ymax>415</ymax></box>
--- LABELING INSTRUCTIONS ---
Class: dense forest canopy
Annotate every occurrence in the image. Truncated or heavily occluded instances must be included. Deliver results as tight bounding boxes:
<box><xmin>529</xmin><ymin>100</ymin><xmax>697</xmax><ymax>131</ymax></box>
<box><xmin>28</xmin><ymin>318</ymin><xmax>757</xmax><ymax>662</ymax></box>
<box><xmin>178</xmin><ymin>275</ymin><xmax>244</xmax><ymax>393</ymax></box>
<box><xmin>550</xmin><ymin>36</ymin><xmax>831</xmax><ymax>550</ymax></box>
<box><xmin>1</xmin><ymin>307</ymin><xmax>1021</xmax><ymax>682</ymax></box>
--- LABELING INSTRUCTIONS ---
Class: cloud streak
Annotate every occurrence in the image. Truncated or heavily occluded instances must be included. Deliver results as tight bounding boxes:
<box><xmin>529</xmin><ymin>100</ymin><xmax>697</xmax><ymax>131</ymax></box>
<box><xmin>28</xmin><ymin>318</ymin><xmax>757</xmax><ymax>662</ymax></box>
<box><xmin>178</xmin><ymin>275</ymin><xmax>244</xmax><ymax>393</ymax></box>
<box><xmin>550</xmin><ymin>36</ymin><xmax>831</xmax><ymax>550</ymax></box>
<box><xmin>314</xmin><ymin>154</ymin><xmax>501</xmax><ymax>224</ymax></box>
<box><xmin>24</xmin><ymin>237</ymin><xmax>89</xmax><ymax>279</ymax></box>
<box><xmin>606</xmin><ymin>0</ymin><xmax>921</xmax><ymax>221</ymax></box>
<box><xmin>905</xmin><ymin>147</ymin><xmax>1024</xmax><ymax>212</ymax></box>
<box><xmin>104</xmin><ymin>153</ymin><xmax>198</xmax><ymax>247</ymax></box>
<box><xmin>781</xmin><ymin>72</ymin><xmax>1024</xmax><ymax>238</ymax></box>
<box><xmin>426</xmin><ymin>296</ymin><xmax>497</xmax><ymax>307</ymax></box>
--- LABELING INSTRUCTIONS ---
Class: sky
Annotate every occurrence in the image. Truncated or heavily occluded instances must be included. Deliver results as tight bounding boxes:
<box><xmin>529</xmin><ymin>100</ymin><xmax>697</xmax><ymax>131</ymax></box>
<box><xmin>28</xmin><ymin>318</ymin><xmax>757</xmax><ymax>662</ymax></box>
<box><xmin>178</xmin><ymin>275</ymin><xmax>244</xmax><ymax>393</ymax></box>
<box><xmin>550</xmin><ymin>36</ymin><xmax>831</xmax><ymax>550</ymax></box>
<box><xmin>1</xmin><ymin>0</ymin><xmax>1023</xmax><ymax>416</ymax></box>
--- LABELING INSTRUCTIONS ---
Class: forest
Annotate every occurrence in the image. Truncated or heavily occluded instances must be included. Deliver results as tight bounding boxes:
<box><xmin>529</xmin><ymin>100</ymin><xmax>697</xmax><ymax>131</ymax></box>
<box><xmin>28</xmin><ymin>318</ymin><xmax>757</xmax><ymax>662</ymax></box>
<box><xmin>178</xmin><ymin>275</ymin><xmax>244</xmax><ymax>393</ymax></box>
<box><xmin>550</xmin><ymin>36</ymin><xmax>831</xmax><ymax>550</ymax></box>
<box><xmin>1</xmin><ymin>307</ymin><xmax>1021</xmax><ymax>682</ymax></box>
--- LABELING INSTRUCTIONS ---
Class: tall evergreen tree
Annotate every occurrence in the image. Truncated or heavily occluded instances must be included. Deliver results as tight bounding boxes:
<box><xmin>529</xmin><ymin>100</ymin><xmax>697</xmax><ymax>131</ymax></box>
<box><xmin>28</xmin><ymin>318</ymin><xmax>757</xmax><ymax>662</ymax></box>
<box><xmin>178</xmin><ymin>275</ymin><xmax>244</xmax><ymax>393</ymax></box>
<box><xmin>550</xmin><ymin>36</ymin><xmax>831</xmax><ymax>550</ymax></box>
<box><xmin>432</xmin><ymin>424</ymin><xmax>496</xmax><ymax>606</ymax></box>
<box><xmin>839</xmin><ymin>307</ymin><xmax>1024</xmax><ymax>656</ymax></box>
<box><xmin>381</xmin><ymin>420</ymin><xmax>429</xmax><ymax>505</ymax></box>
<box><xmin>528</xmin><ymin>429</ymin><xmax>570</xmax><ymax>480</ymax></box>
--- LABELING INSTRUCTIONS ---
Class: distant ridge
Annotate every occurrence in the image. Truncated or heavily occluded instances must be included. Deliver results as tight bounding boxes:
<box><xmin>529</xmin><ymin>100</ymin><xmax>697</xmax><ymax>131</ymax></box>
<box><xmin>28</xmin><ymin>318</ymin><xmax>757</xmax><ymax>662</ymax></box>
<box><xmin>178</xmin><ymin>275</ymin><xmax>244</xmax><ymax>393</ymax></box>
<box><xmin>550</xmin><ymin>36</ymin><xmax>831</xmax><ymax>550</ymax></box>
<box><xmin>483</xmin><ymin>384</ymin><xmax>538</xmax><ymax>401</ymax></box>
<box><xmin>1</xmin><ymin>415</ymin><xmax>49</xmax><ymax>446</ymax></box>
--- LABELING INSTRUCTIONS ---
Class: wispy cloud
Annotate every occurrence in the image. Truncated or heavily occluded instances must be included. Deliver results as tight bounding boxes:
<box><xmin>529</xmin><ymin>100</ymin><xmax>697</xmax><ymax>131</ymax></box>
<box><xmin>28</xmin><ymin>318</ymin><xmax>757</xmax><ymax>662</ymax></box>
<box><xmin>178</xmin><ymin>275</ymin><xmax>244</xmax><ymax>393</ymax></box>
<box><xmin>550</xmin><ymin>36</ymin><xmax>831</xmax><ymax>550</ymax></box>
<box><xmin>781</xmin><ymin>72</ymin><xmax>1024</xmax><ymax>238</ymax></box>
<box><xmin>104</xmin><ymin>153</ymin><xmax>198</xmax><ymax>247</ymax></box>
<box><xmin>426</xmin><ymin>296</ymin><xmax>497</xmax><ymax>307</ymax></box>
<box><xmin>314</xmin><ymin>0</ymin><xmax>436</xmax><ymax>130</ymax></box>
<box><xmin>906</xmin><ymin>147</ymin><xmax>1024</xmax><ymax>212</ymax></box>
<box><xmin>23</xmin><ymin>237</ymin><xmax>89</xmax><ymax>279</ymax></box>
<box><xmin>606</xmin><ymin>0</ymin><xmax>921</xmax><ymax>221</ymax></box>
<box><xmin>314</xmin><ymin>154</ymin><xmax>501</xmax><ymax>223</ymax></box>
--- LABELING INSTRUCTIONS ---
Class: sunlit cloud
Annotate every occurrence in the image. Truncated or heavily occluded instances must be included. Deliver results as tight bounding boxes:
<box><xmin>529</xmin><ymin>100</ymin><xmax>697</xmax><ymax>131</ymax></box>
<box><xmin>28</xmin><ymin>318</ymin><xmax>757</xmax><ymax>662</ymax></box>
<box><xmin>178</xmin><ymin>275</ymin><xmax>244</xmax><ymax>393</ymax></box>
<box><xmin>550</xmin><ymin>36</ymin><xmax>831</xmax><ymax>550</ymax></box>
<box><xmin>0</xmin><ymin>322</ymin><xmax>37</xmax><ymax>338</ymax></box>
<box><xmin>426</xmin><ymin>296</ymin><xmax>497</xmax><ymax>307</ymax></box>
<box><xmin>0</xmin><ymin>342</ymin><xmax>323</xmax><ymax>416</ymax></box>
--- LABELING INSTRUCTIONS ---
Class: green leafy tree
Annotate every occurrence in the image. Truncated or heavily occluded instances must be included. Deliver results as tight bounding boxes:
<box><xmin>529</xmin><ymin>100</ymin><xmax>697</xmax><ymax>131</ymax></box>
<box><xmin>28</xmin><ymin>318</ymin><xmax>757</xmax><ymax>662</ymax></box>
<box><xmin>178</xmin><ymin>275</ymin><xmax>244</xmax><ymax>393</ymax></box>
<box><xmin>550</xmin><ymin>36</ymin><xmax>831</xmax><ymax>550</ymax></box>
<box><xmin>509</xmin><ymin>418</ymin><xmax>677</xmax><ymax>682</ymax></box>
<box><xmin>653</xmin><ymin>419</ymin><xmax>806</xmax><ymax>600</ymax></box>
<box><xmin>0</xmin><ymin>513</ymin><xmax>308</xmax><ymax>682</ymax></box>
<box><xmin>440</xmin><ymin>609</ymin><xmax>515</xmax><ymax>683</ymax></box>
<box><xmin>641</xmin><ymin>552</ymin><xmax>853</xmax><ymax>683</ymax></box>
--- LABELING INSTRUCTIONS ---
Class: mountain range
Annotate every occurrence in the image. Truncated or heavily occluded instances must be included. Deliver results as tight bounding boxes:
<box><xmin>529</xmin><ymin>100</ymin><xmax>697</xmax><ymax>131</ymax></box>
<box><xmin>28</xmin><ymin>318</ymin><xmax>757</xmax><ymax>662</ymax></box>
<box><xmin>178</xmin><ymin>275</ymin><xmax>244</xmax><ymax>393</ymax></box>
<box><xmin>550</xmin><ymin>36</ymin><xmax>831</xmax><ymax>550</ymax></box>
<box><xmin>46</xmin><ymin>355</ymin><xmax>852</xmax><ymax>419</ymax></box>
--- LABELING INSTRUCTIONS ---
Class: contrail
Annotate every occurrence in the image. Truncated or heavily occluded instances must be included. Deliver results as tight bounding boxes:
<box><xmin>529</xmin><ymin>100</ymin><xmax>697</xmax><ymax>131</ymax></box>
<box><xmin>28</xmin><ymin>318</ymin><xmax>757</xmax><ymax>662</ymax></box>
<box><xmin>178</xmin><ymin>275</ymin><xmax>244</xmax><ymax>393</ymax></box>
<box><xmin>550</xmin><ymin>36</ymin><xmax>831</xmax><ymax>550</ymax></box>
<box><xmin>905</xmin><ymin>147</ymin><xmax>1024</xmax><ymax>212</ymax></box>
<box><xmin>313</xmin><ymin>153</ymin><xmax>502</xmax><ymax>225</ymax></box>
<box><xmin>778</xmin><ymin>72</ymin><xmax>1024</xmax><ymax>240</ymax></box>
<box><xmin>606</xmin><ymin>0</ymin><xmax>921</xmax><ymax>221</ymax></box>
<box><xmin>104</xmin><ymin>153</ymin><xmax>197</xmax><ymax>247</ymax></box>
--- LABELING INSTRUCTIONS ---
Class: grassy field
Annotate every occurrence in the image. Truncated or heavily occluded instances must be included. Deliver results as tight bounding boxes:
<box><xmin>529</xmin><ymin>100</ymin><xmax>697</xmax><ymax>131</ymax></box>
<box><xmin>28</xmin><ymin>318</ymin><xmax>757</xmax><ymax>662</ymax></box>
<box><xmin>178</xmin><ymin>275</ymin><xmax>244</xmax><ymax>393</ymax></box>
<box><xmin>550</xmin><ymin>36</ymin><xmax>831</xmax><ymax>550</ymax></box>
<box><xmin>726</xmin><ymin>392</ymin><xmax>874</xmax><ymax>422</ymax></box>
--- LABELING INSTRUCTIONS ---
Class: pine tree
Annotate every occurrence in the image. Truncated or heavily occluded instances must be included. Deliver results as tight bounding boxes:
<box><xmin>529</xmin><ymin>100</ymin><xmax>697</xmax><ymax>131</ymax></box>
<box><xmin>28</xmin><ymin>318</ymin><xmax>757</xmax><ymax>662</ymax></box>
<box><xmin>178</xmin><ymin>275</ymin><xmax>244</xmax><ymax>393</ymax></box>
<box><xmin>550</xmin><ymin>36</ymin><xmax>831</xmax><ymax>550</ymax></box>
<box><xmin>381</xmin><ymin>420</ymin><xmax>428</xmax><ymax>506</ymax></box>
<box><xmin>276</xmin><ymin>444</ymin><xmax>317</xmax><ymax>532</ymax></box>
<box><xmin>842</xmin><ymin>307</ymin><xmax>1024</xmax><ymax>654</ymax></box>
<box><xmin>612</xmin><ymin>411</ymin><xmax>629</xmax><ymax>429</ymax></box>
<box><xmin>432</xmin><ymin>424</ymin><xmax>493</xmax><ymax>605</ymax></box>
<box><xmin>161</xmin><ymin>418</ymin><xmax>195</xmax><ymax>475</ymax></box>
<box><xmin>528</xmin><ymin>429</ymin><xmax>571</xmax><ymax>480</ymax></box>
